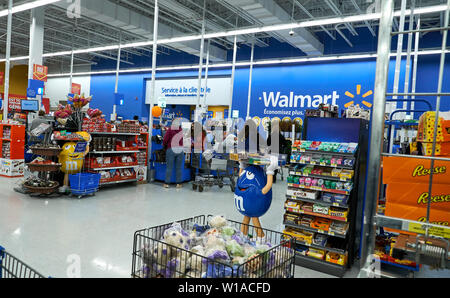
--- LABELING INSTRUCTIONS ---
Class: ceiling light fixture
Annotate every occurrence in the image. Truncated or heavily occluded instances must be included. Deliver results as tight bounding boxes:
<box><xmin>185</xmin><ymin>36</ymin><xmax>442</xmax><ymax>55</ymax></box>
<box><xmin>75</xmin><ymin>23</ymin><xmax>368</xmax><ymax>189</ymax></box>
<box><xmin>0</xmin><ymin>0</ymin><xmax>62</xmax><ymax>17</ymax></box>
<box><xmin>46</xmin><ymin>49</ymin><xmax>449</xmax><ymax>78</ymax></box>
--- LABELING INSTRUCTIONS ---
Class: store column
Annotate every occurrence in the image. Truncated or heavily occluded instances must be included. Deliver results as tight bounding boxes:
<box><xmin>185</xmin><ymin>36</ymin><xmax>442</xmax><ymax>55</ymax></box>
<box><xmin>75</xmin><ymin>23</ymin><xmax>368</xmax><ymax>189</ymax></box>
<box><xmin>28</xmin><ymin>7</ymin><xmax>45</xmax><ymax>110</ymax></box>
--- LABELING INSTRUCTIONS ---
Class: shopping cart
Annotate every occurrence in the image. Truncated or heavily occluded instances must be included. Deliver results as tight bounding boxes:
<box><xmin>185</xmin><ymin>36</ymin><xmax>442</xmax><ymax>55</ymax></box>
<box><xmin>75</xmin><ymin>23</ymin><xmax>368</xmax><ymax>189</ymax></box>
<box><xmin>69</xmin><ymin>172</ymin><xmax>101</xmax><ymax>199</ymax></box>
<box><xmin>0</xmin><ymin>246</ymin><xmax>45</xmax><ymax>278</ymax></box>
<box><xmin>191</xmin><ymin>152</ymin><xmax>238</xmax><ymax>193</ymax></box>
<box><xmin>131</xmin><ymin>215</ymin><xmax>295</xmax><ymax>278</ymax></box>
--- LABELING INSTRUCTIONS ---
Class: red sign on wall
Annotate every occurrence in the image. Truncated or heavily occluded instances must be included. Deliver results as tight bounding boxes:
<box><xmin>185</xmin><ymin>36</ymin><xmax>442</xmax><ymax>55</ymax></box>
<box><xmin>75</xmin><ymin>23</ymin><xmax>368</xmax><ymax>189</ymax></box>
<box><xmin>71</xmin><ymin>83</ymin><xmax>81</xmax><ymax>95</ymax></box>
<box><xmin>0</xmin><ymin>94</ymin><xmax>27</xmax><ymax>111</ymax></box>
<box><xmin>33</xmin><ymin>64</ymin><xmax>48</xmax><ymax>82</ymax></box>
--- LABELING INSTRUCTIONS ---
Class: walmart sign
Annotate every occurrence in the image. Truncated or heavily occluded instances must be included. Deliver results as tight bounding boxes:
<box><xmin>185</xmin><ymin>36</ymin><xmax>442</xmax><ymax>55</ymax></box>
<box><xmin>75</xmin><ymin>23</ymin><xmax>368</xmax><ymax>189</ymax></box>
<box><xmin>231</xmin><ymin>59</ymin><xmax>406</xmax><ymax>121</ymax></box>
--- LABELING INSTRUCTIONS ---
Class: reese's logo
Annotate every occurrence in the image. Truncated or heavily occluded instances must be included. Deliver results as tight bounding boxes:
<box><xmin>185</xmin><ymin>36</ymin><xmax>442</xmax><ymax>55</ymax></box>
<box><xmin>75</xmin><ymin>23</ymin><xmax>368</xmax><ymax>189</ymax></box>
<box><xmin>412</xmin><ymin>165</ymin><xmax>446</xmax><ymax>177</ymax></box>
<box><xmin>417</xmin><ymin>217</ymin><xmax>449</xmax><ymax>226</ymax></box>
<box><xmin>417</xmin><ymin>192</ymin><xmax>450</xmax><ymax>205</ymax></box>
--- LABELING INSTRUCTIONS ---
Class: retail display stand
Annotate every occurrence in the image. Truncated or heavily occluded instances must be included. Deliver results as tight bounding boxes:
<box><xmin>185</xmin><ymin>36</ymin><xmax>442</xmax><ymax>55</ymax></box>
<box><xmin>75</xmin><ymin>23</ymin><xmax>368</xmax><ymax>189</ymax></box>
<box><xmin>136</xmin><ymin>132</ymin><xmax>149</xmax><ymax>183</ymax></box>
<box><xmin>85</xmin><ymin>131</ymin><xmax>141</xmax><ymax>186</ymax></box>
<box><xmin>0</xmin><ymin>124</ymin><xmax>25</xmax><ymax>177</ymax></box>
<box><xmin>283</xmin><ymin>117</ymin><xmax>369</xmax><ymax>277</ymax></box>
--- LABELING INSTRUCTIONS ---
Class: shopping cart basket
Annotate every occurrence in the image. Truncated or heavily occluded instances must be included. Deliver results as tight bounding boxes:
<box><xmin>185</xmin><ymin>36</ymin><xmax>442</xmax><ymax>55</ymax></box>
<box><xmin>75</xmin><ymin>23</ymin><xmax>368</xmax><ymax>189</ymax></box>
<box><xmin>191</xmin><ymin>152</ymin><xmax>238</xmax><ymax>192</ymax></box>
<box><xmin>131</xmin><ymin>215</ymin><xmax>295</xmax><ymax>278</ymax></box>
<box><xmin>69</xmin><ymin>173</ymin><xmax>101</xmax><ymax>199</ymax></box>
<box><xmin>0</xmin><ymin>246</ymin><xmax>45</xmax><ymax>278</ymax></box>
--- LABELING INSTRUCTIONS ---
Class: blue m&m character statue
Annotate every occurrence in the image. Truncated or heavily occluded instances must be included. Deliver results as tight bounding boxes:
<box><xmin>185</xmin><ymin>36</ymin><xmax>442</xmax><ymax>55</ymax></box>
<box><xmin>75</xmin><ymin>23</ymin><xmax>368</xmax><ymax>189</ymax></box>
<box><xmin>234</xmin><ymin>156</ymin><xmax>278</xmax><ymax>241</ymax></box>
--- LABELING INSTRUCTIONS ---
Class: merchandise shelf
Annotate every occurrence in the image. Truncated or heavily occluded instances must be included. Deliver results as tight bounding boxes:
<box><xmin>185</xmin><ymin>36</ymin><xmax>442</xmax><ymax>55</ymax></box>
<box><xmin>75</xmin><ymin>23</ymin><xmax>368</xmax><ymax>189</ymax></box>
<box><xmin>285</xmin><ymin>208</ymin><xmax>348</xmax><ymax>222</ymax></box>
<box><xmin>89</xmin><ymin>132</ymin><xmax>140</xmax><ymax>136</ymax></box>
<box><xmin>294</xmin><ymin>240</ymin><xmax>347</xmax><ymax>255</ymax></box>
<box><xmin>294</xmin><ymin>254</ymin><xmax>346</xmax><ymax>277</ymax></box>
<box><xmin>90</xmin><ymin>150</ymin><xmax>140</xmax><ymax>154</ymax></box>
<box><xmin>290</xmin><ymin>160</ymin><xmax>354</xmax><ymax>170</ymax></box>
<box><xmin>288</xmin><ymin>170</ymin><xmax>353</xmax><ymax>182</ymax></box>
<box><xmin>292</xmin><ymin>148</ymin><xmax>356</xmax><ymax>157</ymax></box>
<box><xmin>287</xmin><ymin>183</ymin><xmax>351</xmax><ymax>195</ymax></box>
<box><xmin>99</xmin><ymin>178</ymin><xmax>137</xmax><ymax>186</ymax></box>
<box><xmin>89</xmin><ymin>165</ymin><xmax>138</xmax><ymax>171</ymax></box>
<box><xmin>284</xmin><ymin>222</ymin><xmax>347</xmax><ymax>238</ymax></box>
<box><xmin>286</xmin><ymin>194</ymin><xmax>349</xmax><ymax>209</ymax></box>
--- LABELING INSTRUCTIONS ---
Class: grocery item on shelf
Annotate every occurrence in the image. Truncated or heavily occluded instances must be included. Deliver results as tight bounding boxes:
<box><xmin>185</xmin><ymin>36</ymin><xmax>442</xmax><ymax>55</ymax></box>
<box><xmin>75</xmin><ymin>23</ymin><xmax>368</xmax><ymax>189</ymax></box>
<box><xmin>313</xmin><ymin>234</ymin><xmax>328</xmax><ymax>246</ymax></box>
<box><xmin>293</xmin><ymin>140</ymin><xmax>358</xmax><ymax>154</ymax></box>
<box><xmin>326</xmin><ymin>252</ymin><xmax>347</xmax><ymax>265</ymax></box>
<box><xmin>307</xmin><ymin>248</ymin><xmax>326</xmax><ymax>260</ymax></box>
<box><xmin>329</xmin><ymin>221</ymin><xmax>349</xmax><ymax>235</ymax></box>
<box><xmin>310</xmin><ymin>218</ymin><xmax>332</xmax><ymax>232</ymax></box>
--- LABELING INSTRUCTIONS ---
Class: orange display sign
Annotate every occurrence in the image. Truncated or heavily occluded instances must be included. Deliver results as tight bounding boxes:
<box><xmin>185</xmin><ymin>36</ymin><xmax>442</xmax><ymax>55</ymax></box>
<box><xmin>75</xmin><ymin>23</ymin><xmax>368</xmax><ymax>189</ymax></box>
<box><xmin>385</xmin><ymin>183</ymin><xmax>450</xmax><ymax>212</ymax></box>
<box><xmin>71</xmin><ymin>83</ymin><xmax>81</xmax><ymax>95</ymax></box>
<box><xmin>383</xmin><ymin>156</ymin><xmax>450</xmax><ymax>185</ymax></box>
<box><xmin>385</xmin><ymin>202</ymin><xmax>449</xmax><ymax>228</ymax></box>
<box><xmin>383</xmin><ymin>156</ymin><xmax>450</xmax><ymax>234</ymax></box>
<box><xmin>0</xmin><ymin>72</ymin><xmax>4</xmax><ymax>85</ymax></box>
<box><xmin>33</xmin><ymin>64</ymin><xmax>48</xmax><ymax>82</ymax></box>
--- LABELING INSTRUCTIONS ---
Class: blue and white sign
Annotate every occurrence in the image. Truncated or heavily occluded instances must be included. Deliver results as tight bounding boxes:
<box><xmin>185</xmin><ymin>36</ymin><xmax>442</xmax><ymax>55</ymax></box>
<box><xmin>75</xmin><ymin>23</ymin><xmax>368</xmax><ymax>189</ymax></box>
<box><xmin>145</xmin><ymin>76</ymin><xmax>232</xmax><ymax>106</ymax></box>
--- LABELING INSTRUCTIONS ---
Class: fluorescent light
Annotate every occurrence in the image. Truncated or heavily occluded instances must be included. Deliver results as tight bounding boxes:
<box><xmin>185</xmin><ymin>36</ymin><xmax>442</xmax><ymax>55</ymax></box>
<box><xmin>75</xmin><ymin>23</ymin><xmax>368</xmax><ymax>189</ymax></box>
<box><xmin>11</xmin><ymin>0</ymin><xmax>62</xmax><ymax>13</ymax></box>
<box><xmin>74</xmin><ymin>45</ymin><xmax>119</xmax><ymax>54</ymax></box>
<box><xmin>0</xmin><ymin>0</ymin><xmax>62</xmax><ymax>17</ymax></box>
<box><xmin>47</xmin><ymin>48</ymin><xmax>449</xmax><ymax>78</ymax></box>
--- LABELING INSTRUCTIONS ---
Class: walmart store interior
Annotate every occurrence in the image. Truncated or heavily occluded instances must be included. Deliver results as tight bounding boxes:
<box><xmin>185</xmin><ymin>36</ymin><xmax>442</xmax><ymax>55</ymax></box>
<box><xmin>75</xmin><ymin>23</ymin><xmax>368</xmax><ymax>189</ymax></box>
<box><xmin>0</xmin><ymin>0</ymin><xmax>449</xmax><ymax>279</ymax></box>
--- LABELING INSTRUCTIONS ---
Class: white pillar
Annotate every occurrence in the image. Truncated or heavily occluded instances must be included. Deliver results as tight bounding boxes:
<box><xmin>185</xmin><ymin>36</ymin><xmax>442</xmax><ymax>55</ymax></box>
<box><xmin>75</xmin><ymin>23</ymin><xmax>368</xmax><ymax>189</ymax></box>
<box><xmin>2</xmin><ymin>0</ymin><xmax>12</xmax><ymax>121</ymax></box>
<box><xmin>28</xmin><ymin>7</ymin><xmax>45</xmax><ymax>111</ymax></box>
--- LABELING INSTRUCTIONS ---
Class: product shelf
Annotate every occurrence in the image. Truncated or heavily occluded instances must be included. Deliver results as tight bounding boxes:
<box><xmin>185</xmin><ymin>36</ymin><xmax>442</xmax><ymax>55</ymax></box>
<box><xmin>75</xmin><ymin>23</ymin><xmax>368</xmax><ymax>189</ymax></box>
<box><xmin>99</xmin><ymin>178</ymin><xmax>138</xmax><ymax>186</ymax></box>
<box><xmin>89</xmin><ymin>165</ymin><xmax>138</xmax><ymax>171</ymax></box>
<box><xmin>294</xmin><ymin>254</ymin><xmax>346</xmax><ymax>277</ymax></box>
<box><xmin>89</xmin><ymin>132</ymin><xmax>140</xmax><ymax>136</ymax></box>
<box><xmin>288</xmin><ymin>170</ymin><xmax>353</xmax><ymax>182</ymax></box>
<box><xmin>287</xmin><ymin>183</ymin><xmax>351</xmax><ymax>195</ymax></box>
<box><xmin>292</xmin><ymin>148</ymin><xmax>356</xmax><ymax>157</ymax></box>
<box><xmin>284</xmin><ymin>222</ymin><xmax>347</xmax><ymax>238</ymax></box>
<box><xmin>294</xmin><ymin>240</ymin><xmax>347</xmax><ymax>255</ymax></box>
<box><xmin>284</xmin><ymin>208</ymin><xmax>347</xmax><ymax>222</ymax></box>
<box><xmin>290</xmin><ymin>160</ymin><xmax>354</xmax><ymax>170</ymax></box>
<box><xmin>286</xmin><ymin>194</ymin><xmax>349</xmax><ymax>209</ymax></box>
<box><xmin>90</xmin><ymin>150</ymin><xmax>140</xmax><ymax>154</ymax></box>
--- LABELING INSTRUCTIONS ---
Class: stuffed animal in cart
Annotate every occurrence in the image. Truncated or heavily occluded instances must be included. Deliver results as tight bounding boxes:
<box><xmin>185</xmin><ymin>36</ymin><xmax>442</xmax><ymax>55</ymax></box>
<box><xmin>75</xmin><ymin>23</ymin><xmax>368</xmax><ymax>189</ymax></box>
<box><xmin>234</xmin><ymin>156</ymin><xmax>278</xmax><ymax>241</ymax></box>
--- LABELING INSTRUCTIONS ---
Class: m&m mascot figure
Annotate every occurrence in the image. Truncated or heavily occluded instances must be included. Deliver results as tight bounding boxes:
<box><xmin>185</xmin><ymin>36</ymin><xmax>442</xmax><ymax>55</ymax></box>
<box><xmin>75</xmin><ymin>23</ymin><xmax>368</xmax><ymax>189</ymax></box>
<box><xmin>233</xmin><ymin>119</ymin><xmax>279</xmax><ymax>242</ymax></box>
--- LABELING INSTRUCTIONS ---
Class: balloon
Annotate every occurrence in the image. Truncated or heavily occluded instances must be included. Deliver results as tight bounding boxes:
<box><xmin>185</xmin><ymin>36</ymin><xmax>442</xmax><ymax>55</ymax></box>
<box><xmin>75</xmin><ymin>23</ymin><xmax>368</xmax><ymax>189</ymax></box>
<box><xmin>152</xmin><ymin>106</ymin><xmax>163</xmax><ymax>118</ymax></box>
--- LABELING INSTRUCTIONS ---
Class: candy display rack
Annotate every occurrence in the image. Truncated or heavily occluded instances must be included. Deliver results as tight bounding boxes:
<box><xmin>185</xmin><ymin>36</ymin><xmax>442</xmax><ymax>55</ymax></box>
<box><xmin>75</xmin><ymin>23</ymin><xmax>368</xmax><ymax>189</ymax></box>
<box><xmin>85</xmin><ymin>131</ymin><xmax>141</xmax><ymax>186</ymax></box>
<box><xmin>0</xmin><ymin>123</ymin><xmax>26</xmax><ymax>178</ymax></box>
<box><xmin>283</xmin><ymin>117</ymin><xmax>369</xmax><ymax>277</ymax></box>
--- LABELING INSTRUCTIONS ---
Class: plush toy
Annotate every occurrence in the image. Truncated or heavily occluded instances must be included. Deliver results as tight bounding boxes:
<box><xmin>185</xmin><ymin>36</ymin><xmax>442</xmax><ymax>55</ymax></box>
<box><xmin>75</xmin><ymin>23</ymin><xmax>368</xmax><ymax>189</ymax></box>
<box><xmin>204</xmin><ymin>235</ymin><xmax>226</xmax><ymax>254</ymax></box>
<box><xmin>222</xmin><ymin>226</ymin><xmax>236</xmax><ymax>238</ymax></box>
<box><xmin>205</xmin><ymin>228</ymin><xmax>221</xmax><ymax>237</ymax></box>
<box><xmin>209</xmin><ymin>215</ymin><xmax>227</xmax><ymax>229</ymax></box>
<box><xmin>226</xmin><ymin>239</ymin><xmax>245</xmax><ymax>257</ymax></box>
<box><xmin>163</xmin><ymin>225</ymin><xmax>191</xmax><ymax>255</ymax></box>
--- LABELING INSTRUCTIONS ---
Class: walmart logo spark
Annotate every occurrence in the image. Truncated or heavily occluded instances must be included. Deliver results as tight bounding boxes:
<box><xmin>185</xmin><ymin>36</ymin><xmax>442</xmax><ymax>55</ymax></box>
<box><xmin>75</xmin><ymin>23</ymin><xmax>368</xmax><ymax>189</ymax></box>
<box><xmin>344</xmin><ymin>85</ymin><xmax>373</xmax><ymax>108</ymax></box>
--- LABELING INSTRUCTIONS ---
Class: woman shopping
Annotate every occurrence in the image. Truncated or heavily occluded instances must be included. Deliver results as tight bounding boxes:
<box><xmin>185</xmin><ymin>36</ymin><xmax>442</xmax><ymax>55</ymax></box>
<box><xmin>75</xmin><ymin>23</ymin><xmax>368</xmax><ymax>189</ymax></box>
<box><xmin>163</xmin><ymin>118</ymin><xmax>185</xmax><ymax>189</ymax></box>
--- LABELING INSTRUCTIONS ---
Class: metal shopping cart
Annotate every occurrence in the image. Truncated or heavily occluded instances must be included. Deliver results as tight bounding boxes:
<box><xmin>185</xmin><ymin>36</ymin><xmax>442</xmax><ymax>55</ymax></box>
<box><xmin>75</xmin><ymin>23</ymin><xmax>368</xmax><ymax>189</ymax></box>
<box><xmin>191</xmin><ymin>151</ymin><xmax>238</xmax><ymax>193</ymax></box>
<box><xmin>0</xmin><ymin>246</ymin><xmax>45</xmax><ymax>278</ymax></box>
<box><xmin>131</xmin><ymin>215</ymin><xmax>295</xmax><ymax>278</ymax></box>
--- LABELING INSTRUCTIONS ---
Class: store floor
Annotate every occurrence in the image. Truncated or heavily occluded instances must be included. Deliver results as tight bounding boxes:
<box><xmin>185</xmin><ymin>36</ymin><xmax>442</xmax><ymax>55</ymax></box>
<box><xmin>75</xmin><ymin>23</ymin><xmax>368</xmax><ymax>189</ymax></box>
<box><xmin>1</xmin><ymin>176</ymin><xmax>443</xmax><ymax>278</ymax></box>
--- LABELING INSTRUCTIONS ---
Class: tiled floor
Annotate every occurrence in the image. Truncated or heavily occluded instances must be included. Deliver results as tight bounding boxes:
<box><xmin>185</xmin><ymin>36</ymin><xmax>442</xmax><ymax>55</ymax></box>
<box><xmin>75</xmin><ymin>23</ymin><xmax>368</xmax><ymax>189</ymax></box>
<box><xmin>0</xmin><ymin>176</ymin><xmax>445</xmax><ymax>278</ymax></box>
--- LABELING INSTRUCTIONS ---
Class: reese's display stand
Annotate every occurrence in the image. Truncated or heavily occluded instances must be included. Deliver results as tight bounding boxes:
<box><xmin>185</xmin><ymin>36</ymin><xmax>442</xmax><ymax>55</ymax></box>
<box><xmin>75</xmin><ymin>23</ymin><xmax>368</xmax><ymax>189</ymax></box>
<box><xmin>283</xmin><ymin>117</ymin><xmax>369</xmax><ymax>277</ymax></box>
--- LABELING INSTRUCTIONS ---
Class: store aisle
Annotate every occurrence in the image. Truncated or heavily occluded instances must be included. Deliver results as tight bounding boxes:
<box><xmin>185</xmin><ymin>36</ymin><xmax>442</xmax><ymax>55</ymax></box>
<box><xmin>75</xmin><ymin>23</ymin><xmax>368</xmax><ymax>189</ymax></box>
<box><xmin>0</xmin><ymin>176</ymin><xmax>339</xmax><ymax>278</ymax></box>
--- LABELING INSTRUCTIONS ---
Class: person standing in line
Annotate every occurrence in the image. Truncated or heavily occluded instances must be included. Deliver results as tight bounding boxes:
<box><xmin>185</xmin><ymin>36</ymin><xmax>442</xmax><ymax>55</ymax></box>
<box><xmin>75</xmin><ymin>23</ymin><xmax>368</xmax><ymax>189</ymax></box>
<box><xmin>163</xmin><ymin>118</ymin><xmax>185</xmax><ymax>189</ymax></box>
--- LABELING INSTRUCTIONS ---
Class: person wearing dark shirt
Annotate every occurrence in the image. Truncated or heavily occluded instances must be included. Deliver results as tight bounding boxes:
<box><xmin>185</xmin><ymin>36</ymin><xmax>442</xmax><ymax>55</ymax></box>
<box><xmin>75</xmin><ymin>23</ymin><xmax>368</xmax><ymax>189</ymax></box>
<box><xmin>163</xmin><ymin>118</ymin><xmax>185</xmax><ymax>189</ymax></box>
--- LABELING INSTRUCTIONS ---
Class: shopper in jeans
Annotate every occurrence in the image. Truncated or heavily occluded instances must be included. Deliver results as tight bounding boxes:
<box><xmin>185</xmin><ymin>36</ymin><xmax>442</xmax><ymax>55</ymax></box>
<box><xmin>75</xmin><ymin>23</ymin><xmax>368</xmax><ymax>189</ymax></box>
<box><xmin>163</xmin><ymin>118</ymin><xmax>185</xmax><ymax>188</ymax></box>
